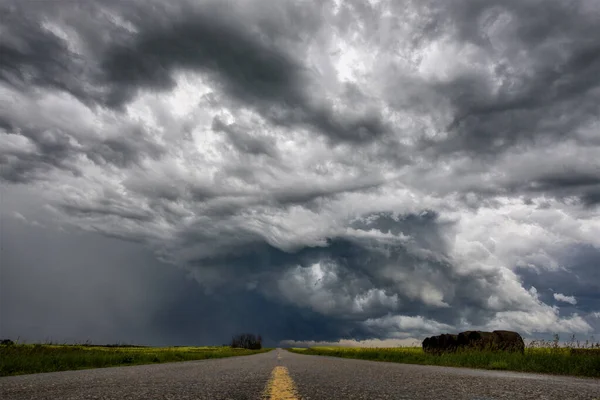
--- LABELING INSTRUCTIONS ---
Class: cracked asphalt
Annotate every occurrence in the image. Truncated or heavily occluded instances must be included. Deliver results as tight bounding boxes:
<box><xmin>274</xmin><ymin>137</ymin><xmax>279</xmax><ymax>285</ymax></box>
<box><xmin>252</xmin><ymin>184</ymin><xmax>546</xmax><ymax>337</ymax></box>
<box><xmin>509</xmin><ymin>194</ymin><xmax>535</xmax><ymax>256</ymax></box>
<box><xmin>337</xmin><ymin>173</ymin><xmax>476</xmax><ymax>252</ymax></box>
<box><xmin>1</xmin><ymin>349</ymin><xmax>598</xmax><ymax>399</ymax></box>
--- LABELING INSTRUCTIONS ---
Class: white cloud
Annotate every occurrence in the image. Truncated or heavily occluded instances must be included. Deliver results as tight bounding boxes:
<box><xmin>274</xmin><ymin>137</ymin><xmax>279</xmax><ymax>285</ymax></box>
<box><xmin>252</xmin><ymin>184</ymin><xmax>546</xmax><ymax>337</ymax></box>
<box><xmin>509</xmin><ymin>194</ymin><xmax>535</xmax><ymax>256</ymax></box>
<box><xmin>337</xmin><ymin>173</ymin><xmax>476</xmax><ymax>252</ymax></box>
<box><xmin>364</xmin><ymin>315</ymin><xmax>453</xmax><ymax>336</ymax></box>
<box><xmin>488</xmin><ymin>309</ymin><xmax>591</xmax><ymax>335</ymax></box>
<box><xmin>11</xmin><ymin>211</ymin><xmax>27</xmax><ymax>222</ymax></box>
<box><xmin>554</xmin><ymin>293</ymin><xmax>578</xmax><ymax>305</ymax></box>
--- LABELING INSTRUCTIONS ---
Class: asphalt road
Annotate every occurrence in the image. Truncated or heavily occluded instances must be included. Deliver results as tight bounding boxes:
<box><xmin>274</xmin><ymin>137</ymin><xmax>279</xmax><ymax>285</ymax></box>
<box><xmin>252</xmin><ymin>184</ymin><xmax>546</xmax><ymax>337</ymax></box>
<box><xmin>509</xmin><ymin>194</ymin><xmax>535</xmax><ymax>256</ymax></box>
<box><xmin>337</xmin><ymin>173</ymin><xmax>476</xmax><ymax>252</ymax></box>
<box><xmin>1</xmin><ymin>349</ymin><xmax>599</xmax><ymax>399</ymax></box>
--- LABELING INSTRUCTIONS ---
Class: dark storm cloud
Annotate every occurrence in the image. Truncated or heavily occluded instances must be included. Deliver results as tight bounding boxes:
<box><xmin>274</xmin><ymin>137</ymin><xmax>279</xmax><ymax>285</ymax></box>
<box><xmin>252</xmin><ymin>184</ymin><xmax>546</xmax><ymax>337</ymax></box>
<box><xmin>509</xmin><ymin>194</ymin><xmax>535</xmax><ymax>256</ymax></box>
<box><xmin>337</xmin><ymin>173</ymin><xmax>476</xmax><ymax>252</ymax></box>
<box><xmin>346</xmin><ymin>213</ymin><xmax>511</xmax><ymax>327</ymax></box>
<box><xmin>581</xmin><ymin>189</ymin><xmax>600</xmax><ymax>206</ymax></box>
<box><xmin>349</xmin><ymin>211</ymin><xmax>452</xmax><ymax>255</ymax></box>
<box><xmin>533</xmin><ymin>173</ymin><xmax>600</xmax><ymax>191</ymax></box>
<box><xmin>410</xmin><ymin>0</ymin><xmax>600</xmax><ymax>156</ymax></box>
<box><xmin>516</xmin><ymin>244</ymin><xmax>600</xmax><ymax>314</ymax></box>
<box><xmin>0</xmin><ymin>211</ymin><xmax>174</xmax><ymax>345</ymax></box>
<box><xmin>98</xmin><ymin>2</ymin><xmax>389</xmax><ymax>142</ymax></box>
<box><xmin>166</xmin><ymin>211</ymin><xmax>514</xmax><ymax>333</ymax></box>
<box><xmin>0</xmin><ymin>3</ymin><xmax>87</xmax><ymax>100</ymax></box>
<box><xmin>99</xmin><ymin>8</ymin><xmax>303</xmax><ymax>109</ymax></box>
<box><xmin>323</xmin><ymin>0</ymin><xmax>600</xmax><ymax>208</ymax></box>
<box><xmin>86</xmin><ymin>134</ymin><xmax>165</xmax><ymax>169</ymax></box>
<box><xmin>1</xmin><ymin>0</ymin><xmax>388</xmax><ymax>145</ymax></box>
<box><xmin>58</xmin><ymin>202</ymin><xmax>155</xmax><ymax>223</ymax></box>
<box><xmin>0</xmin><ymin>118</ymin><xmax>164</xmax><ymax>183</ymax></box>
<box><xmin>151</xmin><ymin>284</ymin><xmax>371</xmax><ymax>346</ymax></box>
<box><xmin>529</xmin><ymin>173</ymin><xmax>600</xmax><ymax>207</ymax></box>
<box><xmin>2</xmin><ymin>0</ymin><xmax>599</xmax><ymax>345</ymax></box>
<box><xmin>270</xmin><ymin>177</ymin><xmax>387</xmax><ymax>207</ymax></box>
<box><xmin>1</xmin><ymin>205</ymin><xmax>374</xmax><ymax>346</ymax></box>
<box><xmin>212</xmin><ymin>116</ymin><xmax>278</xmax><ymax>158</ymax></box>
<box><xmin>0</xmin><ymin>125</ymin><xmax>83</xmax><ymax>183</ymax></box>
<box><xmin>5</xmin><ymin>199</ymin><xmax>463</xmax><ymax>345</ymax></box>
<box><xmin>488</xmin><ymin>170</ymin><xmax>600</xmax><ymax>209</ymax></box>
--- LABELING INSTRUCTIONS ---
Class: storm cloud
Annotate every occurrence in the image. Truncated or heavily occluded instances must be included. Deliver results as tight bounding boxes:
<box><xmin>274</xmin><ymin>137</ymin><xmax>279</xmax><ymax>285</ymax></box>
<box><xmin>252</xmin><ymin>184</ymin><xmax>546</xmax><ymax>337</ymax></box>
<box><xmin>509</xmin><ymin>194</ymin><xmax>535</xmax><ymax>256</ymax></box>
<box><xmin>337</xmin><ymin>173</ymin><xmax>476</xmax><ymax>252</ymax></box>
<box><xmin>1</xmin><ymin>0</ymin><xmax>599</xmax><ymax>346</ymax></box>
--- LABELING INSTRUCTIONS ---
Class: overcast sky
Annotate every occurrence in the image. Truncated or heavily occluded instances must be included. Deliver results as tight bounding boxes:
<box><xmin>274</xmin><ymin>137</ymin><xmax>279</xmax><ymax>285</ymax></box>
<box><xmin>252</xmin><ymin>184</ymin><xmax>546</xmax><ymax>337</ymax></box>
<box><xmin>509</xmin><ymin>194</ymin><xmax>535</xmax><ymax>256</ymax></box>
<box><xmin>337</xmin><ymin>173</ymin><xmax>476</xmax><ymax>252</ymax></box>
<box><xmin>1</xmin><ymin>0</ymin><xmax>599</xmax><ymax>347</ymax></box>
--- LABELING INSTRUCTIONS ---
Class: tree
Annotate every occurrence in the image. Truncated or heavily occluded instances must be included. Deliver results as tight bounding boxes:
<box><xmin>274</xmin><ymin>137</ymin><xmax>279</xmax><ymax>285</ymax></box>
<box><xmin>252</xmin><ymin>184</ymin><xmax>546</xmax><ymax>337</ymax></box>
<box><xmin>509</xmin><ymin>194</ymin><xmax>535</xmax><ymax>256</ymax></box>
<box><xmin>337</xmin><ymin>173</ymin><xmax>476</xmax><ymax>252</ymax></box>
<box><xmin>230</xmin><ymin>333</ymin><xmax>262</xmax><ymax>349</ymax></box>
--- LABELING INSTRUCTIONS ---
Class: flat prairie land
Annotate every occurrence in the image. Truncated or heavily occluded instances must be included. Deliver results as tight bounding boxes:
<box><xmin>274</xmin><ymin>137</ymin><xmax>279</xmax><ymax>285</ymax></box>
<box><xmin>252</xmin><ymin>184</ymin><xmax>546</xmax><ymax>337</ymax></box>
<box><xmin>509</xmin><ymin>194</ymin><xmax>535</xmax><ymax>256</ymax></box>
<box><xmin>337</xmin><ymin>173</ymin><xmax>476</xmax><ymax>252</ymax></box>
<box><xmin>288</xmin><ymin>346</ymin><xmax>600</xmax><ymax>378</ymax></box>
<box><xmin>0</xmin><ymin>343</ymin><xmax>271</xmax><ymax>377</ymax></box>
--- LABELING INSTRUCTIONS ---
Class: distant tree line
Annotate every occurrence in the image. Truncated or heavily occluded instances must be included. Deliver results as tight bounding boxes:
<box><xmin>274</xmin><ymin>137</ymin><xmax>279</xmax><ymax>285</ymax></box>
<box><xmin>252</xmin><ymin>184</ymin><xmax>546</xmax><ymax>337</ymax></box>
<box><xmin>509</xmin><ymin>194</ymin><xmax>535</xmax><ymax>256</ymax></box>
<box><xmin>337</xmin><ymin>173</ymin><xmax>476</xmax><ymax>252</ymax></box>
<box><xmin>230</xmin><ymin>333</ymin><xmax>262</xmax><ymax>349</ymax></box>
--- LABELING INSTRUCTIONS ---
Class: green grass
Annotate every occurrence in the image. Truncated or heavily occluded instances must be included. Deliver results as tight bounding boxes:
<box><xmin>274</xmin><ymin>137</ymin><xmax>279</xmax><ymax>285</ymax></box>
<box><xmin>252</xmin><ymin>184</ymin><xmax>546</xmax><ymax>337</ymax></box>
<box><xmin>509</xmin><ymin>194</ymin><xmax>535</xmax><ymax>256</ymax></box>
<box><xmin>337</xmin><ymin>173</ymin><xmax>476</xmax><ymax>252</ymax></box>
<box><xmin>0</xmin><ymin>343</ymin><xmax>271</xmax><ymax>377</ymax></box>
<box><xmin>287</xmin><ymin>346</ymin><xmax>600</xmax><ymax>378</ymax></box>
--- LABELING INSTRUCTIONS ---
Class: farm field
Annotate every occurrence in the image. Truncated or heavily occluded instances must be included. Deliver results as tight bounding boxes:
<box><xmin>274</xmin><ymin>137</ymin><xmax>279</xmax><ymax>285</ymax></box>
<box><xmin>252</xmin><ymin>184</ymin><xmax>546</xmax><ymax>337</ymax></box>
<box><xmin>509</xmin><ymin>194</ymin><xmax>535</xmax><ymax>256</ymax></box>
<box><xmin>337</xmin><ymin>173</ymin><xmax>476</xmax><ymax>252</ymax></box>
<box><xmin>0</xmin><ymin>343</ymin><xmax>271</xmax><ymax>377</ymax></box>
<box><xmin>288</xmin><ymin>343</ymin><xmax>600</xmax><ymax>378</ymax></box>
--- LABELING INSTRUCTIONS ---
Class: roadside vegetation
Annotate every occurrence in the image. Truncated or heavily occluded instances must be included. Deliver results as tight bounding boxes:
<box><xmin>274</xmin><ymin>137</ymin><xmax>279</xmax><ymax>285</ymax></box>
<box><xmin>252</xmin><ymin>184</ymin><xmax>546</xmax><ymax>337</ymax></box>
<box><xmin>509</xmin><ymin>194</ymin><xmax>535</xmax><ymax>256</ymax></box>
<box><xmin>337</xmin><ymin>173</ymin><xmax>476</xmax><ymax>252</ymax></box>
<box><xmin>288</xmin><ymin>335</ymin><xmax>600</xmax><ymax>378</ymax></box>
<box><xmin>0</xmin><ymin>340</ymin><xmax>270</xmax><ymax>377</ymax></box>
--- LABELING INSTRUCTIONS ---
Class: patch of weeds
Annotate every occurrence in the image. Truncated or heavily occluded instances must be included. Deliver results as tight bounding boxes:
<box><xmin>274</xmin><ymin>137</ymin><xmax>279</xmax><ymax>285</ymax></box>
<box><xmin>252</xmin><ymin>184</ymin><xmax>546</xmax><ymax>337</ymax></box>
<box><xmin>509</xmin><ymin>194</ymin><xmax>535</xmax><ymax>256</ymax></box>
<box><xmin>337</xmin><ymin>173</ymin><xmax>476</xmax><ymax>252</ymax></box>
<box><xmin>1</xmin><ymin>344</ymin><xmax>271</xmax><ymax>376</ymax></box>
<box><xmin>488</xmin><ymin>361</ymin><xmax>509</xmax><ymax>370</ymax></box>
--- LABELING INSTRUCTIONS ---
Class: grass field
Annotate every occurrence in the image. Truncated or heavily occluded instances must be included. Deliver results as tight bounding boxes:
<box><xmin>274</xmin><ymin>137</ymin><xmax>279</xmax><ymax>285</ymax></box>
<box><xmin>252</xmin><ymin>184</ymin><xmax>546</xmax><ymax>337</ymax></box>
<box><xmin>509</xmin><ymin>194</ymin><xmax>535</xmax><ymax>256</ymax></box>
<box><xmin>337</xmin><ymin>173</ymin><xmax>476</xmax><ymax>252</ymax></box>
<box><xmin>288</xmin><ymin>339</ymin><xmax>600</xmax><ymax>378</ymax></box>
<box><xmin>0</xmin><ymin>343</ymin><xmax>271</xmax><ymax>377</ymax></box>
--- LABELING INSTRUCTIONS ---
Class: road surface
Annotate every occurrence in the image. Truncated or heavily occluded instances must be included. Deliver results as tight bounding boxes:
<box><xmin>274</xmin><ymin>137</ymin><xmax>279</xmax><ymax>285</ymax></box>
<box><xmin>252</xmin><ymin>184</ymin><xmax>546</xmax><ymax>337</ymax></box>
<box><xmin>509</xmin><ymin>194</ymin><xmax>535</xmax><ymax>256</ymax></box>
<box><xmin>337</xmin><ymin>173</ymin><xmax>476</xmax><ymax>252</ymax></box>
<box><xmin>1</xmin><ymin>349</ymin><xmax>598</xmax><ymax>399</ymax></box>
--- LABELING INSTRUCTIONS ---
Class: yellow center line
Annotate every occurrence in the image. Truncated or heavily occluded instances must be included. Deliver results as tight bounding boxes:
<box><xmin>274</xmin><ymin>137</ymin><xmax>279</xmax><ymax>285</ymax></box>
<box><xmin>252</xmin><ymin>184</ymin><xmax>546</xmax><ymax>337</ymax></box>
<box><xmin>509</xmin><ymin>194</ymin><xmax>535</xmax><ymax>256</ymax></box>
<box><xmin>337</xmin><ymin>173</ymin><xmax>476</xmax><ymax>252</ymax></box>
<box><xmin>263</xmin><ymin>365</ymin><xmax>299</xmax><ymax>400</ymax></box>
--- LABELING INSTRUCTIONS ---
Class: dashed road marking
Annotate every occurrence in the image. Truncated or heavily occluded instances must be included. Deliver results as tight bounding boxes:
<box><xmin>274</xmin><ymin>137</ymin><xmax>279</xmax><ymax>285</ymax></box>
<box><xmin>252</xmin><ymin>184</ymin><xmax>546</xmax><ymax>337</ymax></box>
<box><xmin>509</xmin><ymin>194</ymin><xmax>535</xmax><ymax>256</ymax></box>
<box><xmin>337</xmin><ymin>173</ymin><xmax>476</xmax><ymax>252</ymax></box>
<box><xmin>264</xmin><ymin>366</ymin><xmax>299</xmax><ymax>400</ymax></box>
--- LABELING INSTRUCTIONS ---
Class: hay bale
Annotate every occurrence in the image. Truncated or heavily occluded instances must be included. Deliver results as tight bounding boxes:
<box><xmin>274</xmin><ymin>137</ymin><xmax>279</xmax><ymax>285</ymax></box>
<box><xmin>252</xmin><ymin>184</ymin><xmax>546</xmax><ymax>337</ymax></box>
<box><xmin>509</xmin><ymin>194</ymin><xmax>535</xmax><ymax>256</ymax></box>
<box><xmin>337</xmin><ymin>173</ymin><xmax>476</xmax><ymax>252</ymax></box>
<box><xmin>425</xmin><ymin>330</ymin><xmax>525</xmax><ymax>355</ymax></box>
<box><xmin>491</xmin><ymin>330</ymin><xmax>525</xmax><ymax>354</ymax></box>
<box><xmin>422</xmin><ymin>333</ymin><xmax>458</xmax><ymax>354</ymax></box>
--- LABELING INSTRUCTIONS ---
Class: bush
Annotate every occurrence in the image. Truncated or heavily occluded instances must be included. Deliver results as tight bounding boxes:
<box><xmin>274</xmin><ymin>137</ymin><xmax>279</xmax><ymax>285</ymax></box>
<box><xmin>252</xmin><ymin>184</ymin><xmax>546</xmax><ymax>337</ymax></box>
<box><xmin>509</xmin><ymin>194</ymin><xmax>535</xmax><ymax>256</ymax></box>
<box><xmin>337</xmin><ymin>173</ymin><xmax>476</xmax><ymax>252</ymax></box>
<box><xmin>230</xmin><ymin>333</ymin><xmax>262</xmax><ymax>350</ymax></box>
<box><xmin>1</xmin><ymin>339</ymin><xmax>15</xmax><ymax>346</ymax></box>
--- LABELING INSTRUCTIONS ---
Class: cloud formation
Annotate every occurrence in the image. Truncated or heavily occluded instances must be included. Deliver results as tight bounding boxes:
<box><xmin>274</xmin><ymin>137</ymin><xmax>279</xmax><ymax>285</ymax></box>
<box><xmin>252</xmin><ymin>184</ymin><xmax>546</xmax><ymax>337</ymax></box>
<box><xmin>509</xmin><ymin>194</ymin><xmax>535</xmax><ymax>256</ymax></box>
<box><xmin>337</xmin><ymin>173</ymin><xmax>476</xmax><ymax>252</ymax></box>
<box><xmin>1</xmin><ymin>0</ymin><xmax>599</xmax><ymax>344</ymax></box>
<box><xmin>554</xmin><ymin>293</ymin><xmax>577</xmax><ymax>305</ymax></box>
